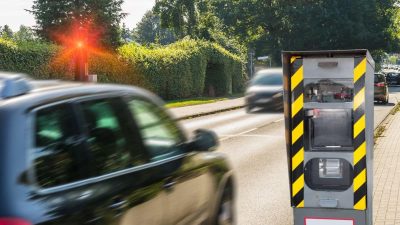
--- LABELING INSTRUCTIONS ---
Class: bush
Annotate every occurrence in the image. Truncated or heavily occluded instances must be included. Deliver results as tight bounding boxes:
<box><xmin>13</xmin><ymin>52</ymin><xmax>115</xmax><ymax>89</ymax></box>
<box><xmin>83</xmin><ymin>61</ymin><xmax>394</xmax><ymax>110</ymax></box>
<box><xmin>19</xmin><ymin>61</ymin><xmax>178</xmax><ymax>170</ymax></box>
<box><xmin>119</xmin><ymin>39</ymin><xmax>246</xmax><ymax>99</ymax></box>
<box><xmin>0</xmin><ymin>39</ymin><xmax>58</xmax><ymax>77</ymax></box>
<box><xmin>0</xmin><ymin>38</ymin><xmax>246</xmax><ymax>100</ymax></box>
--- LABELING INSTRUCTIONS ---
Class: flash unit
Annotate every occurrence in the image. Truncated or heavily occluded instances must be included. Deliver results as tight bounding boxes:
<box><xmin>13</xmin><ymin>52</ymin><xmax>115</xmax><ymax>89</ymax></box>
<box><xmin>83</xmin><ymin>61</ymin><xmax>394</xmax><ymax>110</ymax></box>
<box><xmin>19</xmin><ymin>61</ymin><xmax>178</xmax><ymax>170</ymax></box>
<box><xmin>305</xmin><ymin>158</ymin><xmax>353</xmax><ymax>191</ymax></box>
<box><xmin>319</xmin><ymin>158</ymin><xmax>343</xmax><ymax>179</ymax></box>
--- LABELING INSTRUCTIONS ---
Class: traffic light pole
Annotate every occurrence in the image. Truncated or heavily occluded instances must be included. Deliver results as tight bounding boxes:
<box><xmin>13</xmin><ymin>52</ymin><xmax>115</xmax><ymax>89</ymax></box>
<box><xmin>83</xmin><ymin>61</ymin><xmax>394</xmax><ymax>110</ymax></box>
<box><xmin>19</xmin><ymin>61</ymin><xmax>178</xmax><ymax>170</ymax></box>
<box><xmin>74</xmin><ymin>44</ymin><xmax>88</xmax><ymax>82</ymax></box>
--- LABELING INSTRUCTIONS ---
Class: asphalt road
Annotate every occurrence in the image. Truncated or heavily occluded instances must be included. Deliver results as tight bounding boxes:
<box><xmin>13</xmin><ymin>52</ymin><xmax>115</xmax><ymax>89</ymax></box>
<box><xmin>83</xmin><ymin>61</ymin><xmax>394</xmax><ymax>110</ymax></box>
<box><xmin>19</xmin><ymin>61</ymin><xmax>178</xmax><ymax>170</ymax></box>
<box><xmin>179</xmin><ymin>86</ymin><xmax>400</xmax><ymax>225</ymax></box>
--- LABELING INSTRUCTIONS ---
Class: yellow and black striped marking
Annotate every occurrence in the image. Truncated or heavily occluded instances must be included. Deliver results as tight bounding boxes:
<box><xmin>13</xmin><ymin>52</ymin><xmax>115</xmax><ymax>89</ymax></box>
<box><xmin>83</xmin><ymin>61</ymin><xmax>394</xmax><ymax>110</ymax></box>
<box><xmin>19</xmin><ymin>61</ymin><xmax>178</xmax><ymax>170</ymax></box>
<box><xmin>353</xmin><ymin>57</ymin><xmax>367</xmax><ymax>210</ymax></box>
<box><xmin>290</xmin><ymin>56</ymin><xmax>304</xmax><ymax>208</ymax></box>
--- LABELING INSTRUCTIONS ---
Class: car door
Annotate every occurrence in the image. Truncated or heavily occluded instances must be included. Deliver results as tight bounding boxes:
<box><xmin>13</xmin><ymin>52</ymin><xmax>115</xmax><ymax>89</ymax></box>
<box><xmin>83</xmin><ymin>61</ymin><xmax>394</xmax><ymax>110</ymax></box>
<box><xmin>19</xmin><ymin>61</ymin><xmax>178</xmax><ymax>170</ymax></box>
<box><xmin>29</xmin><ymin>97</ymin><xmax>166</xmax><ymax>225</ymax></box>
<box><xmin>126</xmin><ymin>97</ymin><xmax>215</xmax><ymax>225</ymax></box>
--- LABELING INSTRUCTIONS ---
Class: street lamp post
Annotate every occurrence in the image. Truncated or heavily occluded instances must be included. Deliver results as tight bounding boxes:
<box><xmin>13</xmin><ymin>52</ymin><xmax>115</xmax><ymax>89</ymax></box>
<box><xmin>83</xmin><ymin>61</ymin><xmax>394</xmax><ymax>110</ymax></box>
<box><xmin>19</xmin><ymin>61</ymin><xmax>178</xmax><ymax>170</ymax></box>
<box><xmin>249</xmin><ymin>50</ymin><xmax>255</xmax><ymax>78</ymax></box>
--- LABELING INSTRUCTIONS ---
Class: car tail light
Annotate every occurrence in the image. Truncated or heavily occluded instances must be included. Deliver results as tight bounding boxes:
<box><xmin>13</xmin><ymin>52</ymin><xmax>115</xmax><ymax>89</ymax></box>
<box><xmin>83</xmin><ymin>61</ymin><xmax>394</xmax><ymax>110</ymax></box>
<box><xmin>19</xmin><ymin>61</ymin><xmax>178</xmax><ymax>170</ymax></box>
<box><xmin>375</xmin><ymin>82</ymin><xmax>385</xmax><ymax>87</ymax></box>
<box><xmin>0</xmin><ymin>218</ymin><xmax>31</xmax><ymax>225</ymax></box>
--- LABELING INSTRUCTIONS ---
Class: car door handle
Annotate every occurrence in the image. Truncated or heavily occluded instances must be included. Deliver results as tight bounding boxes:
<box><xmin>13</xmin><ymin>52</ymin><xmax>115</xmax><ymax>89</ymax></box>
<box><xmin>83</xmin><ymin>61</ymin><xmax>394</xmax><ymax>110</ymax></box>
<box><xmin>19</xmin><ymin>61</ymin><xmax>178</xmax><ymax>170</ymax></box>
<box><xmin>163</xmin><ymin>180</ymin><xmax>177</xmax><ymax>191</ymax></box>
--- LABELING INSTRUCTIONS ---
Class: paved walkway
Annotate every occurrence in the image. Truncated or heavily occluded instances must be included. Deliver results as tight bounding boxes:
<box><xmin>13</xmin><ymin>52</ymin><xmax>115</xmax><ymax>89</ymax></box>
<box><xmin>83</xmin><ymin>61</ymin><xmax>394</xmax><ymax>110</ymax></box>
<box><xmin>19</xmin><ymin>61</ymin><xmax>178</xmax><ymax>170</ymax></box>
<box><xmin>374</xmin><ymin>108</ymin><xmax>400</xmax><ymax>225</ymax></box>
<box><xmin>169</xmin><ymin>97</ymin><xmax>245</xmax><ymax>119</ymax></box>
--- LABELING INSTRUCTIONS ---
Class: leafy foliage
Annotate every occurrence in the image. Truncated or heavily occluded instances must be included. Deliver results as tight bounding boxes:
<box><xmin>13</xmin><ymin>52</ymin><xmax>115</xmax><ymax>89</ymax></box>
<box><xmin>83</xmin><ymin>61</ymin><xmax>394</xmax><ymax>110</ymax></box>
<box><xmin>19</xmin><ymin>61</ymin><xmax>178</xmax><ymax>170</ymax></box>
<box><xmin>29</xmin><ymin>0</ymin><xmax>126</xmax><ymax>48</ymax></box>
<box><xmin>154</xmin><ymin>0</ymin><xmax>198</xmax><ymax>38</ymax></box>
<box><xmin>0</xmin><ymin>25</ymin><xmax>14</xmax><ymax>39</ymax></box>
<box><xmin>153</xmin><ymin>1</ymin><xmax>246</xmax><ymax>58</ymax></box>
<box><xmin>14</xmin><ymin>25</ymin><xmax>38</xmax><ymax>42</ymax></box>
<box><xmin>119</xmin><ymin>39</ymin><xmax>245</xmax><ymax>99</ymax></box>
<box><xmin>210</xmin><ymin>0</ymin><xmax>400</xmax><ymax>63</ymax></box>
<box><xmin>132</xmin><ymin>10</ymin><xmax>177</xmax><ymax>45</ymax></box>
<box><xmin>0</xmin><ymin>38</ymin><xmax>57</xmax><ymax>76</ymax></box>
<box><xmin>0</xmin><ymin>38</ymin><xmax>245</xmax><ymax>100</ymax></box>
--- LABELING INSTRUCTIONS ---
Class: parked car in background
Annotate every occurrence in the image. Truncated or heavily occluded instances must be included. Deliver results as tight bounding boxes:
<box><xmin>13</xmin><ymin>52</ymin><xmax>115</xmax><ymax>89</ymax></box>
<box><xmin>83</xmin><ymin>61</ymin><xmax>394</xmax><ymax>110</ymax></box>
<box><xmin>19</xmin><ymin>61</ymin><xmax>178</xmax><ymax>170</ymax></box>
<box><xmin>0</xmin><ymin>73</ymin><xmax>235</xmax><ymax>225</ymax></box>
<box><xmin>385</xmin><ymin>72</ymin><xmax>400</xmax><ymax>85</ymax></box>
<box><xmin>374</xmin><ymin>73</ymin><xmax>389</xmax><ymax>104</ymax></box>
<box><xmin>245</xmin><ymin>68</ymin><xmax>283</xmax><ymax>112</ymax></box>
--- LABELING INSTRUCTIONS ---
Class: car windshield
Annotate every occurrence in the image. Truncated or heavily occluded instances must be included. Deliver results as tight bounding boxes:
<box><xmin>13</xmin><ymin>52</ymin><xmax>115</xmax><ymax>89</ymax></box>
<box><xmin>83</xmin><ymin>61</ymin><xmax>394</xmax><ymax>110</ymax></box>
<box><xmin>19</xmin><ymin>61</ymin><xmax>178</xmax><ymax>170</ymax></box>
<box><xmin>251</xmin><ymin>73</ymin><xmax>282</xmax><ymax>86</ymax></box>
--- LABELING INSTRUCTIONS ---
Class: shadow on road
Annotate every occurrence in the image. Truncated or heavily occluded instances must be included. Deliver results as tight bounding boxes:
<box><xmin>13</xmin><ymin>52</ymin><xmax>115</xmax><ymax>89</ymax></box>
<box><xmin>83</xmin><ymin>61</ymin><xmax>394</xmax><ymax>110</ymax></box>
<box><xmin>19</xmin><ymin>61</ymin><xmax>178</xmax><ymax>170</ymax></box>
<box><xmin>374</xmin><ymin>102</ymin><xmax>395</xmax><ymax>106</ymax></box>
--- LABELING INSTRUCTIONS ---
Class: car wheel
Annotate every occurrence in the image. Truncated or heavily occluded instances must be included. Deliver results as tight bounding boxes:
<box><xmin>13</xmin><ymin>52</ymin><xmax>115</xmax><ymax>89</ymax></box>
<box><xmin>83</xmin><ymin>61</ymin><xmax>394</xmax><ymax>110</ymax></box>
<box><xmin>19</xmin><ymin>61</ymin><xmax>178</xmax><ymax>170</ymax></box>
<box><xmin>216</xmin><ymin>186</ymin><xmax>235</xmax><ymax>225</ymax></box>
<box><xmin>384</xmin><ymin>95</ymin><xmax>389</xmax><ymax>104</ymax></box>
<box><xmin>245</xmin><ymin>105</ymin><xmax>253</xmax><ymax>113</ymax></box>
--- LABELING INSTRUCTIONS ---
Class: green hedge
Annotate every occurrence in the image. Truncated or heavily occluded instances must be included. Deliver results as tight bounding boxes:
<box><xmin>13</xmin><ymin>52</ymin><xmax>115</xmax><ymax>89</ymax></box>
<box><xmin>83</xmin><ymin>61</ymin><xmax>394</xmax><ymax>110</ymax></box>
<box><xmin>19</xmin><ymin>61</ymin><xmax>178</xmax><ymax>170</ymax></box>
<box><xmin>0</xmin><ymin>38</ymin><xmax>246</xmax><ymax>100</ymax></box>
<box><xmin>0</xmin><ymin>39</ymin><xmax>57</xmax><ymax>76</ymax></box>
<box><xmin>119</xmin><ymin>39</ymin><xmax>246</xmax><ymax>99</ymax></box>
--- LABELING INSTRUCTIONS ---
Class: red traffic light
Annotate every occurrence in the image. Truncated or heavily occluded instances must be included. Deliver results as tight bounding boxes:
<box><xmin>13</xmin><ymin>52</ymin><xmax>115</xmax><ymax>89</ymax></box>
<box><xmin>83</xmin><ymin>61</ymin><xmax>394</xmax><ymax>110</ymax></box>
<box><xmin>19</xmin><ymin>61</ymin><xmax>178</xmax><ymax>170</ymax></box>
<box><xmin>76</xmin><ymin>41</ymin><xmax>84</xmax><ymax>48</ymax></box>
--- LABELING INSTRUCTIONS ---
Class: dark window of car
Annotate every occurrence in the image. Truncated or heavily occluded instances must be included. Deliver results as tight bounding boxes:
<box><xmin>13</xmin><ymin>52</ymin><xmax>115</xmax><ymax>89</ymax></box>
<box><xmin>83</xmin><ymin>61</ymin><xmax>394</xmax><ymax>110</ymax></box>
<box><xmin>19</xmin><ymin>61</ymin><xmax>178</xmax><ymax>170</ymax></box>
<box><xmin>374</xmin><ymin>74</ymin><xmax>385</xmax><ymax>83</ymax></box>
<box><xmin>251</xmin><ymin>73</ymin><xmax>282</xmax><ymax>86</ymax></box>
<box><xmin>34</xmin><ymin>104</ymin><xmax>88</xmax><ymax>188</ymax></box>
<box><xmin>80</xmin><ymin>98</ymin><xmax>147</xmax><ymax>176</ymax></box>
<box><xmin>127</xmin><ymin>99</ymin><xmax>184</xmax><ymax>161</ymax></box>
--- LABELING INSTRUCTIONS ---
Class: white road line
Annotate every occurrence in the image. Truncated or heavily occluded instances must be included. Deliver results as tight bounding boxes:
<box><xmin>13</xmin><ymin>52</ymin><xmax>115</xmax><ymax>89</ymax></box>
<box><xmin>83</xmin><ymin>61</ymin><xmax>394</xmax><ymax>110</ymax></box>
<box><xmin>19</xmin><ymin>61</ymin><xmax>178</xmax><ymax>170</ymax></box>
<box><xmin>273</xmin><ymin>118</ymin><xmax>284</xmax><ymax>123</ymax></box>
<box><xmin>220</xmin><ymin>128</ymin><xmax>258</xmax><ymax>141</ymax></box>
<box><xmin>237</xmin><ymin>128</ymin><xmax>258</xmax><ymax>136</ymax></box>
<box><xmin>219</xmin><ymin>134</ymin><xmax>280</xmax><ymax>138</ymax></box>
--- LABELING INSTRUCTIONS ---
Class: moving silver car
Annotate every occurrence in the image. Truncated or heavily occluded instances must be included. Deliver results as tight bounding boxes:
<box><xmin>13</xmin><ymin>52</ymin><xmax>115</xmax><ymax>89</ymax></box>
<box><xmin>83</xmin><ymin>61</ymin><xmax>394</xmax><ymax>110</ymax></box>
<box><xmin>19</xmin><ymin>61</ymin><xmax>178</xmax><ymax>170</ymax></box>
<box><xmin>245</xmin><ymin>68</ymin><xmax>283</xmax><ymax>112</ymax></box>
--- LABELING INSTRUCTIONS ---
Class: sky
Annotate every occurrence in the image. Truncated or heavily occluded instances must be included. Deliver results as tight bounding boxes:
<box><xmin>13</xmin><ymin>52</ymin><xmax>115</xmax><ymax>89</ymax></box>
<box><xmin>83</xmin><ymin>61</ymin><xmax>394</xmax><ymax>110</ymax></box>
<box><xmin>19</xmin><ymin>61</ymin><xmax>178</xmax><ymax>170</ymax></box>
<box><xmin>0</xmin><ymin>0</ymin><xmax>156</xmax><ymax>31</ymax></box>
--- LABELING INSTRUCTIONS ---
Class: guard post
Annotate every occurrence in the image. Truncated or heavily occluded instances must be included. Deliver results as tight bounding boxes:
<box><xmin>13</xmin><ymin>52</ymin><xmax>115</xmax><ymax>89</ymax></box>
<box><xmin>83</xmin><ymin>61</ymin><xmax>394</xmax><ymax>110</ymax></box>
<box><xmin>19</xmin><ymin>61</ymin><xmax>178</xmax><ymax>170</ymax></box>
<box><xmin>282</xmin><ymin>50</ymin><xmax>374</xmax><ymax>225</ymax></box>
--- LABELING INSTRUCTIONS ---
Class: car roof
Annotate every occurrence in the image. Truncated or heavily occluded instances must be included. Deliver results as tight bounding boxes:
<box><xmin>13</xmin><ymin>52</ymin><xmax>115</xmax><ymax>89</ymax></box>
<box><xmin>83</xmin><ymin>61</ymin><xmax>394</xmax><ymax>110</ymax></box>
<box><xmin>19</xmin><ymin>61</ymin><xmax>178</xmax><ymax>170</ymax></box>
<box><xmin>0</xmin><ymin>73</ymin><xmax>162</xmax><ymax>110</ymax></box>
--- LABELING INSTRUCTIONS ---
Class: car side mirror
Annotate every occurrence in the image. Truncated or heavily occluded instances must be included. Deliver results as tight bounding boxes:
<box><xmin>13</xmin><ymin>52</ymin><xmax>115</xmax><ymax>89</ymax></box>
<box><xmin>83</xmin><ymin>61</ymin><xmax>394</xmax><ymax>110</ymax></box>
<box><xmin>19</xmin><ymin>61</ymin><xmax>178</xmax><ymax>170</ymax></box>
<box><xmin>189</xmin><ymin>129</ymin><xmax>219</xmax><ymax>152</ymax></box>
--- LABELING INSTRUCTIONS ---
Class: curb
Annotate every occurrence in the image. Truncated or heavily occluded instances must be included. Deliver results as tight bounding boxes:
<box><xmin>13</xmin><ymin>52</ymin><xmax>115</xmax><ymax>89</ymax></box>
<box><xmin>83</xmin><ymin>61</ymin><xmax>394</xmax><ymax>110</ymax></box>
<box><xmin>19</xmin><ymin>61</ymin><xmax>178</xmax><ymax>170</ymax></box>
<box><xmin>374</xmin><ymin>103</ymin><xmax>400</xmax><ymax>143</ymax></box>
<box><xmin>374</xmin><ymin>99</ymin><xmax>400</xmax><ymax>132</ymax></box>
<box><xmin>174</xmin><ymin>97</ymin><xmax>400</xmax><ymax>123</ymax></box>
<box><xmin>175</xmin><ymin>105</ymin><xmax>245</xmax><ymax>121</ymax></box>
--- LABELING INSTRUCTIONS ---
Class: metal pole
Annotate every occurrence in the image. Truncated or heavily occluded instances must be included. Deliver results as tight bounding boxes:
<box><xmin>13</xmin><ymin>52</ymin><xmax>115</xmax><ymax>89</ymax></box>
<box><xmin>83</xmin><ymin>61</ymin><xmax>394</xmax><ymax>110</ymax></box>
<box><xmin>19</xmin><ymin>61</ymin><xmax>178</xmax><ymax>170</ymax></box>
<box><xmin>74</xmin><ymin>48</ymin><xmax>88</xmax><ymax>81</ymax></box>
<box><xmin>250</xmin><ymin>53</ymin><xmax>253</xmax><ymax>78</ymax></box>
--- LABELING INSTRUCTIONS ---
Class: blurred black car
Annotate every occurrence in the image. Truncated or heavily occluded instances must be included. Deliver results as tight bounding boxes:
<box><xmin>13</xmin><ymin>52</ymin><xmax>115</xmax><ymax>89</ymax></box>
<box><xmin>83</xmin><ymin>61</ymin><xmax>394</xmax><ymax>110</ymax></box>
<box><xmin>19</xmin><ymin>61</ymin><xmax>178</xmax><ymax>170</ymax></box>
<box><xmin>374</xmin><ymin>73</ymin><xmax>389</xmax><ymax>104</ymax></box>
<box><xmin>385</xmin><ymin>72</ymin><xmax>400</xmax><ymax>85</ymax></box>
<box><xmin>0</xmin><ymin>73</ymin><xmax>235</xmax><ymax>225</ymax></box>
<box><xmin>245</xmin><ymin>68</ymin><xmax>283</xmax><ymax>112</ymax></box>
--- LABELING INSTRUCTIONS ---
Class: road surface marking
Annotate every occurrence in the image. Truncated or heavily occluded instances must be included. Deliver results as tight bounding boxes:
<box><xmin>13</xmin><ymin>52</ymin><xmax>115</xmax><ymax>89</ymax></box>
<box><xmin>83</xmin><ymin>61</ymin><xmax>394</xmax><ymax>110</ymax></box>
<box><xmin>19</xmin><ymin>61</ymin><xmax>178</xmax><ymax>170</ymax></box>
<box><xmin>220</xmin><ymin>128</ymin><xmax>258</xmax><ymax>141</ymax></box>
<box><xmin>219</xmin><ymin>134</ymin><xmax>279</xmax><ymax>138</ymax></box>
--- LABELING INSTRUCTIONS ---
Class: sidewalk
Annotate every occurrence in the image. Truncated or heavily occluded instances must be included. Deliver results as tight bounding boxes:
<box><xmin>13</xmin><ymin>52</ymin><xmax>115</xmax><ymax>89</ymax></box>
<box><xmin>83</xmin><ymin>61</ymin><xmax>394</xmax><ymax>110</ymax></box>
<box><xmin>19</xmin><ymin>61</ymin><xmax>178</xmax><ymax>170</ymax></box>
<box><xmin>373</xmin><ymin>107</ymin><xmax>400</xmax><ymax>225</ymax></box>
<box><xmin>169</xmin><ymin>97</ymin><xmax>245</xmax><ymax>120</ymax></box>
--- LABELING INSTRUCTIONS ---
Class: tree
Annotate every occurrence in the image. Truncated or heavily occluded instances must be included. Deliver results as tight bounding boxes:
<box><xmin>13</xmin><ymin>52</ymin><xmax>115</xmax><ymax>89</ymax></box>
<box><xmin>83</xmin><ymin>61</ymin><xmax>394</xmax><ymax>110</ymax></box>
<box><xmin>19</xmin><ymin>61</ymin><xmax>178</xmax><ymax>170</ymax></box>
<box><xmin>29</xmin><ymin>0</ymin><xmax>126</xmax><ymax>48</ymax></box>
<box><xmin>0</xmin><ymin>25</ymin><xmax>14</xmax><ymax>39</ymax></box>
<box><xmin>154</xmin><ymin>0</ymin><xmax>207</xmax><ymax>38</ymax></box>
<box><xmin>210</xmin><ymin>0</ymin><xmax>400</xmax><ymax>63</ymax></box>
<box><xmin>14</xmin><ymin>25</ymin><xmax>37</xmax><ymax>42</ymax></box>
<box><xmin>120</xmin><ymin>23</ymin><xmax>131</xmax><ymax>43</ymax></box>
<box><xmin>153</xmin><ymin>1</ymin><xmax>244</xmax><ymax>54</ymax></box>
<box><xmin>132</xmin><ymin>10</ymin><xmax>176</xmax><ymax>45</ymax></box>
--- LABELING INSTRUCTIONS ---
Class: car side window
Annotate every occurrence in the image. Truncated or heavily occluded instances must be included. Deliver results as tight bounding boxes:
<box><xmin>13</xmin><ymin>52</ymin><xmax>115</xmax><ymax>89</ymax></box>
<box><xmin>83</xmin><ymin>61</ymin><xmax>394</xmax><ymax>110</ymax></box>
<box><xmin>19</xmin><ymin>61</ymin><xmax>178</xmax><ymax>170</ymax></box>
<box><xmin>34</xmin><ymin>103</ymin><xmax>89</xmax><ymax>188</ymax></box>
<box><xmin>127</xmin><ymin>99</ymin><xmax>184</xmax><ymax>161</ymax></box>
<box><xmin>80</xmin><ymin>98</ymin><xmax>147</xmax><ymax>176</ymax></box>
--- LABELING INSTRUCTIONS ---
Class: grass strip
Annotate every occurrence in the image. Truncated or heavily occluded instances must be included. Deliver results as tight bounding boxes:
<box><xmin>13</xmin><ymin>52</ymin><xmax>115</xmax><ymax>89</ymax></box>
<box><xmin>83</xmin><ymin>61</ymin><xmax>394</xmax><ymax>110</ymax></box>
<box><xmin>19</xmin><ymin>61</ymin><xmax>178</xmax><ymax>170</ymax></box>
<box><xmin>390</xmin><ymin>103</ymin><xmax>400</xmax><ymax>115</ymax></box>
<box><xmin>166</xmin><ymin>97</ymin><xmax>228</xmax><ymax>108</ymax></box>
